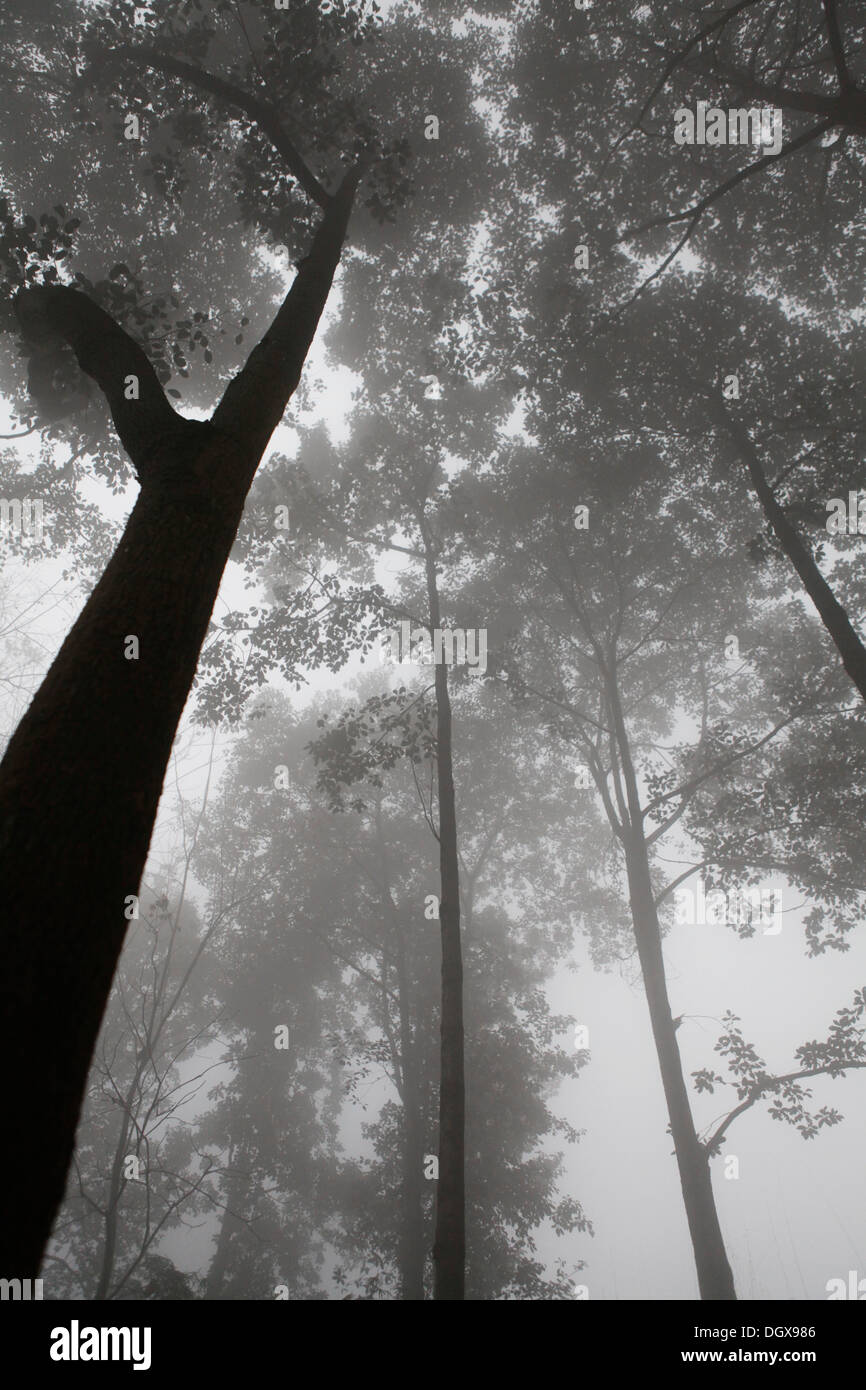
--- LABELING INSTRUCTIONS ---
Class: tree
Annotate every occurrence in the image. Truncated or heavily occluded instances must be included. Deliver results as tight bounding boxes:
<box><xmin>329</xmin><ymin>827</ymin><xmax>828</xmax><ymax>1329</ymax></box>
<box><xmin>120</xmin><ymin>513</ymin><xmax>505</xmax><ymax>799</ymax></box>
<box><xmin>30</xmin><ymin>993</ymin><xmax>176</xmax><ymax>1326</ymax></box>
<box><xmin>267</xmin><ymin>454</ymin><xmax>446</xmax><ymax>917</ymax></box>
<box><xmin>461</xmin><ymin>372</ymin><xmax>865</xmax><ymax>1297</ymax></box>
<box><xmin>601</xmin><ymin>0</ymin><xmax>866</xmax><ymax>703</ymax></box>
<box><xmin>194</xmin><ymin>203</ymin><xmax>508</xmax><ymax>1294</ymax></box>
<box><xmin>44</xmin><ymin>740</ymin><xmax>242</xmax><ymax>1300</ymax></box>
<box><xmin>196</xmin><ymin>692</ymin><xmax>588</xmax><ymax>1299</ymax></box>
<box><xmin>3</xmin><ymin>0</ymin><xmax>862</xmax><ymax>1301</ymax></box>
<box><xmin>0</xmin><ymin>0</ymin><xmax>408</xmax><ymax>1275</ymax></box>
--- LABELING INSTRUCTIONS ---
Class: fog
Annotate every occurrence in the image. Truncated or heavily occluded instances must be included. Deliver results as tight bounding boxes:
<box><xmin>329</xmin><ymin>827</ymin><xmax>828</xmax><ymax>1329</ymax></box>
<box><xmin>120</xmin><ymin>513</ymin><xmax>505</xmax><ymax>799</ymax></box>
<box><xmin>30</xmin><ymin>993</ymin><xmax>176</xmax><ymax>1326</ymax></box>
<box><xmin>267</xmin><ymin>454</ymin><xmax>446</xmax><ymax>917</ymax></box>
<box><xmin>0</xmin><ymin>0</ymin><xmax>864</xmax><ymax>1313</ymax></box>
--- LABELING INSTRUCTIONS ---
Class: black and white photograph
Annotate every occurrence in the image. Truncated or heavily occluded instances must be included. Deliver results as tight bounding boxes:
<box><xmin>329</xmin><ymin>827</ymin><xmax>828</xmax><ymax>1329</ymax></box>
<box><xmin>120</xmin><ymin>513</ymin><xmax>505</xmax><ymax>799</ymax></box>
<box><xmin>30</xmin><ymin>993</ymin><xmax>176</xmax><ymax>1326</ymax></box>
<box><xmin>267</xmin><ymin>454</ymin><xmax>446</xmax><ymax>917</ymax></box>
<box><xmin>0</xmin><ymin>0</ymin><xmax>864</xmax><ymax>1361</ymax></box>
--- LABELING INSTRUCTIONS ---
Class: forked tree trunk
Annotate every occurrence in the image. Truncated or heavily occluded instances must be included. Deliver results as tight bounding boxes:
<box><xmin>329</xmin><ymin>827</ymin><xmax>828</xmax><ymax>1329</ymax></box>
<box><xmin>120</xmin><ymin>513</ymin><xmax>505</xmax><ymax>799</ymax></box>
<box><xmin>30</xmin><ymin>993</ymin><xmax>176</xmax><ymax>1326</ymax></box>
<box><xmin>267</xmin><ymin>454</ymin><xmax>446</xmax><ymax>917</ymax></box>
<box><xmin>0</xmin><ymin>169</ymin><xmax>360</xmax><ymax>1275</ymax></box>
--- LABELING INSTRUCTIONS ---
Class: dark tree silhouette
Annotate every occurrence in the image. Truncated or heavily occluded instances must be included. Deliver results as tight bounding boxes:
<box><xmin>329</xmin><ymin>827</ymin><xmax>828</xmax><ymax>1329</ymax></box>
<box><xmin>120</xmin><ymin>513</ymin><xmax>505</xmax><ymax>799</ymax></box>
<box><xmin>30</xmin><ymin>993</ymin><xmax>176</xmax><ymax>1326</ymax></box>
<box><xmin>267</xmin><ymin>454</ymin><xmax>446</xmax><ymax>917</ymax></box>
<box><xmin>0</xmin><ymin>0</ymin><xmax>387</xmax><ymax>1273</ymax></box>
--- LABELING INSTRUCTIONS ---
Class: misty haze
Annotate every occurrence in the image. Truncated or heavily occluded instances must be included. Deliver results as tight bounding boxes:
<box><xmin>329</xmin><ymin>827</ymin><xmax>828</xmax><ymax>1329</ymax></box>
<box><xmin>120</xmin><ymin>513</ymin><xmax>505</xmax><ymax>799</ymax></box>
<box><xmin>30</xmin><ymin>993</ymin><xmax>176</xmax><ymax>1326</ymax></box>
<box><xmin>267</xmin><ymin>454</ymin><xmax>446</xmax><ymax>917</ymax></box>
<box><xmin>0</xmin><ymin>0</ymin><xmax>864</xmax><ymax>1331</ymax></box>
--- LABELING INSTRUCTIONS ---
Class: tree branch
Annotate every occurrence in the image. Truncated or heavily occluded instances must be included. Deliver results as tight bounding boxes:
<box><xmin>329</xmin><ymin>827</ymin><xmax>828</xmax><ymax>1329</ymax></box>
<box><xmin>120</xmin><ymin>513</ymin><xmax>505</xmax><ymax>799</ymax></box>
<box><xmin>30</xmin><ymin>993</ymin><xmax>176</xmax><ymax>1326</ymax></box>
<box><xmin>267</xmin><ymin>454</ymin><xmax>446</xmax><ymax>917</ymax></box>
<box><xmin>821</xmin><ymin>0</ymin><xmax>852</xmax><ymax>90</ymax></box>
<box><xmin>679</xmin><ymin>58</ymin><xmax>866</xmax><ymax>129</ymax></box>
<box><xmin>626</xmin><ymin>117</ymin><xmax>835</xmax><ymax>243</ymax></box>
<box><xmin>617</xmin><ymin>0</ymin><xmax>765</xmax><ymax>152</ymax></box>
<box><xmin>212</xmin><ymin>164</ymin><xmax>363</xmax><ymax>453</ymax></box>
<box><xmin>0</xmin><ymin>423</ymin><xmax>40</xmax><ymax>439</ymax></box>
<box><xmin>617</xmin><ymin>118</ymin><xmax>835</xmax><ymax>306</ymax></box>
<box><xmin>643</xmin><ymin>716</ymin><xmax>795</xmax><ymax>829</ymax></box>
<box><xmin>711</xmin><ymin>398</ymin><xmax>866</xmax><ymax>705</ymax></box>
<box><xmin>13</xmin><ymin>286</ymin><xmax>181</xmax><ymax>477</ymax></box>
<box><xmin>654</xmin><ymin>860</ymin><xmax>710</xmax><ymax>909</ymax></box>
<box><xmin>107</xmin><ymin>45</ymin><xmax>333</xmax><ymax>209</ymax></box>
<box><xmin>703</xmin><ymin>1061</ymin><xmax>866</xmax><ymax>1154</ymax></box>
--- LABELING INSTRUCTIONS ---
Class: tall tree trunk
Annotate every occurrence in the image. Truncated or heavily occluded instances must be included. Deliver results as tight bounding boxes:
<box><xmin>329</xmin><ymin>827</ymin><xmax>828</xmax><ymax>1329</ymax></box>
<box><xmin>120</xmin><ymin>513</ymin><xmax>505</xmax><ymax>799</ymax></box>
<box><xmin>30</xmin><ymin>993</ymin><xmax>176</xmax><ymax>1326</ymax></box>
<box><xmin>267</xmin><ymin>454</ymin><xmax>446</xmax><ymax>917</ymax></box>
<box><xmin>394</xmin><ymin>925</ymin><xmax>426</xmax><ymax>1300</ymax></box>
<box><xmin>607</xmin><ymin>664</ymin><xmax>736</xmax><ymax>1300</ymax></box>
<box><xmin>375</xmin><ymin>800</ymin><xmax>427</xmax><ymax>1298</ymax></box>
<box><xmin>624</xmin><ymin>833</ymin><xmax>737</xmax><ymax>1300</ymax></box>
<box><xmin>205</xmin><ymin>1153</ymin><xmax>250</xmax><ymax>1300</ymax></box>
<box><xmin>423</xmin><ymin>546</ymin><xmax>466</xmax><ymax>1301</ymax></box>
<box><xmin>714</xmin><ymin>402</ymin><xmax>866</xmax><ymax>703</ymax></box>
<box><xmin>0</xmin><ymin>170</ymin><xmax>360</xmax><ymax>1275</ymax></box>
<box><xmin>93</xmin><ymin>1101</ymin><xmax>135</xmax><ymax>1301</ymax></box>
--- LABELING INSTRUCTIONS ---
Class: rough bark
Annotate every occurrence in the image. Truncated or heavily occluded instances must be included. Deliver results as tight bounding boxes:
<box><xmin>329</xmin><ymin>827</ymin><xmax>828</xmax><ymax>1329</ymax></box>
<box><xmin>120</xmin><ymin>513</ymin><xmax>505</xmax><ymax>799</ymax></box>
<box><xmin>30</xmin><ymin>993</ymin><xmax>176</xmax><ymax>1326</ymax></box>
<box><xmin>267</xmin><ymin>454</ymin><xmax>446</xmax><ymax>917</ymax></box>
<box><xmin>423</xmin><ymin>545</ymin><xmax>466</xmax><ymax>1301</ymax></box>
<box><xmin>0</xmin><ymin>168</ymin><xmax>360</xmax><ymax>1276</ymax></box>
